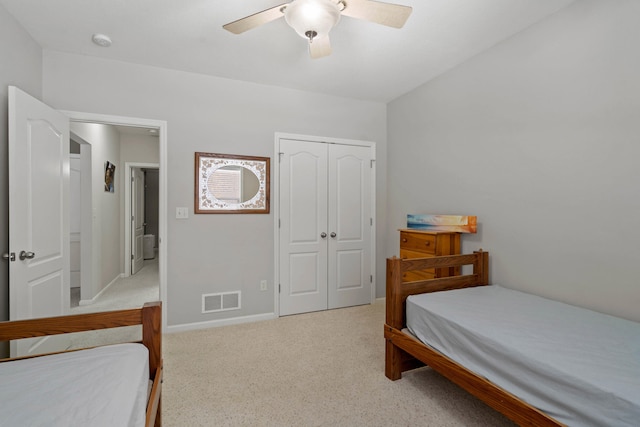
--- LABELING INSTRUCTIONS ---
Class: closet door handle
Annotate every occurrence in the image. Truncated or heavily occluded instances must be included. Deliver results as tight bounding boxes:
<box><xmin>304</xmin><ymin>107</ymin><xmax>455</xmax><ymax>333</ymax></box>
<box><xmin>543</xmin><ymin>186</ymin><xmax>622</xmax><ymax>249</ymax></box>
<box><xmin>320</xmin><ymin>232</ymin><xmax>327</xmax><ymax>238</ymax></box>
<box><xmin>330</xmin><ymin>232</ymin><xmax>336</xmax><ymax>238</ymax></box>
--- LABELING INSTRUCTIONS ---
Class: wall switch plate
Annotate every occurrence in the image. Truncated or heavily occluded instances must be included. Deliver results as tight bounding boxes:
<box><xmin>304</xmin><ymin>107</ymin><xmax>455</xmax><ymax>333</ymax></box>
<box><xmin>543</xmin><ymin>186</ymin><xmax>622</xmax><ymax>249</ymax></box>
<box><xmin>260</xmin><ymin>280</ymin><xmax>268</xmax><ymax>291</ymax></box>
<box><xmin>176</xmin><ymin>207</ymin><xmax>189</xmax><ymax>219</ymax></box>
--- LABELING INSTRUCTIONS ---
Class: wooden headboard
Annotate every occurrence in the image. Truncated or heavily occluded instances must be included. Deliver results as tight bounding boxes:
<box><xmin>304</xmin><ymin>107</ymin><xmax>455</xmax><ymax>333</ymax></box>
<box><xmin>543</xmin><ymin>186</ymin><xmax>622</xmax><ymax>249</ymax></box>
<box><xmin>0</xmin><ymin>302</ymin><xmax>162</xmax><ymax>427</ymax></box>
<box><xmin>385</xmin><ymin>250</ymin><xmax>489</xmax><ymax>330</ymax></box>
<box><xmin>0</xmin><ymin>301</ymin><xmax>162</xmax><ymax>370</ymax></box>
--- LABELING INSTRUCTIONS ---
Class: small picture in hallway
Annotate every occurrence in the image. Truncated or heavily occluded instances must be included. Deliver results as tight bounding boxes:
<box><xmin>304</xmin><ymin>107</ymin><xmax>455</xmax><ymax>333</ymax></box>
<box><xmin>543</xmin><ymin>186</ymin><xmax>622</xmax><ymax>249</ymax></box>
<box><xmin>104</xmin><ymin>161</ymin><xmax>116</xmax><ymax>192</ymax></box>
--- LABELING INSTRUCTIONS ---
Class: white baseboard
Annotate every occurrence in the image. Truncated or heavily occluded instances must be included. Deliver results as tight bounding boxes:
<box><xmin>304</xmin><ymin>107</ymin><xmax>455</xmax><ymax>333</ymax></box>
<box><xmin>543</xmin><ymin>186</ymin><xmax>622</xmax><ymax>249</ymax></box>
<box><xmin>166</xmin><ymin>312</ymin><xmax>277</xmax><ymax>334</ymax></box>
<box><xmin>78</xmin><ymin>273</ymin><xmax>124</xmax><ymax>306</ymax></box>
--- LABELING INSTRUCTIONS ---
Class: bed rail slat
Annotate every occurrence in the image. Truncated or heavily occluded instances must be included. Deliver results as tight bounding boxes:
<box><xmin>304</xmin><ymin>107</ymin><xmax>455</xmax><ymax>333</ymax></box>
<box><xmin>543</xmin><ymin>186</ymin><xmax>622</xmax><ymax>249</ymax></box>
<box><xmin>399</xmin><ymin>274</ymin><xmax>481</xmax><ymax>298</ymax></box>
<box><xmin>0</xmin><ymin>308</ymin><xmax>143</xmax><ymax>341</ymax></box>
<box><xmin>401</xmin><ymin>253</ymin><xmax>479</xmax><ymax>272</ymax></box>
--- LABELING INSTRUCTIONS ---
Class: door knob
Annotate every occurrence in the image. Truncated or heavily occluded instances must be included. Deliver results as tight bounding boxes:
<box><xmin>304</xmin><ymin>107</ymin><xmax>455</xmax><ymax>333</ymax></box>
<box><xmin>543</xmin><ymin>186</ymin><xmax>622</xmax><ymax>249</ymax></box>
<box><xmin>19</xmin><ymin>251</ymin><xmax>35</xmax><ymax>260</ymax></box>
<box><xmin>330</xmin><ymin>232</ymin><xmax>337</xmax><ymax>238</ymax></box>
<box><xmin>320</xmin><ymin>232</ymin><xmax>327</xmax><ymax>238</ymax></box>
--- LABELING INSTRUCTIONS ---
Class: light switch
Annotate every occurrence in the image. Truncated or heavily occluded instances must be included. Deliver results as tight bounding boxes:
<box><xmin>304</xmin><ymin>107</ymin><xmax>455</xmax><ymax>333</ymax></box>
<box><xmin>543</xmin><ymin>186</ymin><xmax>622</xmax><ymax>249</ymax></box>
<box><xmin>176</xmin><ymin>207</ymin><xmax>189</xmax><ymax>219</ymax></box>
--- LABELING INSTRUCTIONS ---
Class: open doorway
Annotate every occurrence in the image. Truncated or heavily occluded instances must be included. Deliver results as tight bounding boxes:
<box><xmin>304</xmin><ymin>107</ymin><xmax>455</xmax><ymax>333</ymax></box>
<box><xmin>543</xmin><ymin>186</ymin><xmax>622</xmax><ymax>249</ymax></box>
<box><xmin>63</xmin><ymin>112</ymin><xmax>167</xmax><ymax>329</ymax></box>
<box><xmin>127</xmin><ymin>163</ymin><xmax>160</xmax><ymax>277</ymax></box>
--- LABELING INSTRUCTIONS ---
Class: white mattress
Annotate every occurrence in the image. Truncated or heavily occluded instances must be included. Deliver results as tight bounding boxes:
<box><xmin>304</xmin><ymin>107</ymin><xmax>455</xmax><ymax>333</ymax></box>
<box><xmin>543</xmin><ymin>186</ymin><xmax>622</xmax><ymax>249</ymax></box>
<box><xmin>0</xmin><ymin>343</ymin><xmax>149</xmax><ymax>427</ymax></box>
<box><xmin>406</xmin><ymin>285</ymin><xmax>640</xmax><ymax>427</ymax></box>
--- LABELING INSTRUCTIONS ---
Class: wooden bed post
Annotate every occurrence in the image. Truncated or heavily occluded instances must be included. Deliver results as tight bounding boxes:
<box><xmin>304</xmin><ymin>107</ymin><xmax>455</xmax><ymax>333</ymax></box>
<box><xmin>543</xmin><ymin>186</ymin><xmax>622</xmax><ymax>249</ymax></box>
<box><xmin>385</xmin><ymin>257</ymin><xmax>405</xmax><ymax>380</ymax></box>
<box><xmin>142</xmin><ymin>301</ymin><xmax>162</xmax><ymax>374</ymax></box>
<box><xmin>385</xmin><ymin>257</ymin><xmax>403</xmax><ymax>329</ymax></box>
<box><xmin>473</xmin><ymin>249</ymin><xmax>489</xmax><ymax>286</ymax></box>
<box><xmin>142</xmin><ymin>302</ymin><xmax>162</xmax><ymax>427</ymax></box>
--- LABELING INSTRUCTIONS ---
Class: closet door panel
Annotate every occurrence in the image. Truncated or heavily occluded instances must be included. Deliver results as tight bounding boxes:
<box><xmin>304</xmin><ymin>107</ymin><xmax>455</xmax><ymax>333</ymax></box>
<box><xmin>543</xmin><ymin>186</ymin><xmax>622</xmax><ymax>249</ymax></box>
<box><xmin>279</xmin><ymin>139</ymin><xmax>328</xmax><ymax>316</ymax></box>
<box><xmin>328</xmin><ymin>144</ymin><xmax>372</xmax><ymax>309</ymax></box>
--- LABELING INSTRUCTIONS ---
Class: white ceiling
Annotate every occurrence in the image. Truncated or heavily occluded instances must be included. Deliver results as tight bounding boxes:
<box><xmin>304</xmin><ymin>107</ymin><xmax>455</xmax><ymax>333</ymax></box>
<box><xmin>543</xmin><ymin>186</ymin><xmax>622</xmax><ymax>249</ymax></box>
<box><xmin>1</xmin><ymin>0</ymin><xmax>575</xmax><ymax>102</ymax></box>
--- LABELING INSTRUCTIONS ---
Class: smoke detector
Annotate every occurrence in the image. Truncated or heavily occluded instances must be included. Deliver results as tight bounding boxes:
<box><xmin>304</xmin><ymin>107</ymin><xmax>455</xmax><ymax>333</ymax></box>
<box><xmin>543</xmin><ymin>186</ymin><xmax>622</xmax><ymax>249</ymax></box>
<box><xmin>91</xmin><ymin>33</ymin><xmax>112</xmax><ymax>47</ymax></box>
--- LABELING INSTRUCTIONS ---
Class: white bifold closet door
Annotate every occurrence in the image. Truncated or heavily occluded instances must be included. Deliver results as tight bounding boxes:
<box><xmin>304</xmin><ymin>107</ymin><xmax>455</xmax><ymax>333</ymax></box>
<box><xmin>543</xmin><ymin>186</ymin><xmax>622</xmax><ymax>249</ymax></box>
<box><xmin>279</xmin><ymin>139</ymin><xmax>372</xmax><ymax>316</ymax></box>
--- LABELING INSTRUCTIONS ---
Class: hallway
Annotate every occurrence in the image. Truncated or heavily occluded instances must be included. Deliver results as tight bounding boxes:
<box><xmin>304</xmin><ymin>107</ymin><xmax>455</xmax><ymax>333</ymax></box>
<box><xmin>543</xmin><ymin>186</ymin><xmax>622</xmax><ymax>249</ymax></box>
<box><xmin>68</xmin><ymin>258</ymin><xmax>160</xmax><ymax>349</ymax></box>
<box><xmin>71</xmin><ymin>257</ymin><xmax>159</xmax><ymax>312</ymax></box>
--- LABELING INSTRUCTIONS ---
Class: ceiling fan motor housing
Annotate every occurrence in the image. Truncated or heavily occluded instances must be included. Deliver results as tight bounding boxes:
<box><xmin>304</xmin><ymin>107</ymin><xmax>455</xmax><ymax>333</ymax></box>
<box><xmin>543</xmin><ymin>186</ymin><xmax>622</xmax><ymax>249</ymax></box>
<box><xmin>284</xmin><ymin>0</ymin><xmax>341</xmax><ymax>41</ymax></box>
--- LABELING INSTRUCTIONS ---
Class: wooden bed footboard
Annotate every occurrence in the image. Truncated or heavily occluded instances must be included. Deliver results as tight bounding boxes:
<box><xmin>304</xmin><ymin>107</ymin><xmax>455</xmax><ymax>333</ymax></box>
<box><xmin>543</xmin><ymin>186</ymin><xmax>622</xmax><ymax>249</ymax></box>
<box><xmin>384</xmin><ymin>252</ymin><xmax>563</xmax><ymax>426</ymax></box>
<box><xmin>0</xmin><ymin>301</ymin><xmax>163</xmax><ymax>427</ymax></box>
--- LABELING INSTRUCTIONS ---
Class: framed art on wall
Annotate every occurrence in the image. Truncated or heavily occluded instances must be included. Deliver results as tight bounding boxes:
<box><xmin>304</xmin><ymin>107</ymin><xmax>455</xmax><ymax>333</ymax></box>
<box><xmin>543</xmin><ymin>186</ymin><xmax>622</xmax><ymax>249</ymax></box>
<box><xmin>195</xmin><ymin>152</ymin><xmax>270</xmax><ymax>214</ymax></box>
<box><xmin>104</xmin><ymin>161</ymin><xmax>116</xmax><ymax>192</ymax></box>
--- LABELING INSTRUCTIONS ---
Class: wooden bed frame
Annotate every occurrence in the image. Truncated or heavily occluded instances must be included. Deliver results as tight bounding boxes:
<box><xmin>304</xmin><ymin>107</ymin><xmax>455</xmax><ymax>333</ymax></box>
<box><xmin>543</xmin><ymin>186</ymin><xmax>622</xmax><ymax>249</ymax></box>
<box><xmin>0</xmin><ymin>301</ymin><xmax>163</xmax><ymax>427</ymax></box>
<box><xmin>384</xmin><ymin>251</ymin><xmax>564</xmax><ymax>427</ymax></box>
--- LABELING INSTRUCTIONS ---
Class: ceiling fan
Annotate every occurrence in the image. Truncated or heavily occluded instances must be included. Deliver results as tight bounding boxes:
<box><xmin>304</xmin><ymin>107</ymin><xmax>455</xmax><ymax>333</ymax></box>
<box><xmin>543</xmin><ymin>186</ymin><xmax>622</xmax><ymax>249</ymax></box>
<box><xmin>222</xmin><ymin>0</ymin><xmax>412</xmax><ymax>59</ymax></box>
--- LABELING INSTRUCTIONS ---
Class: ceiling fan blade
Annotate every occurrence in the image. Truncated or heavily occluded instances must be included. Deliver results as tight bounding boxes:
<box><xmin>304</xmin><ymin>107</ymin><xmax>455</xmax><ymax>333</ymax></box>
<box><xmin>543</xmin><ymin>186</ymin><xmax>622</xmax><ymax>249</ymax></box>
<box><xmin>309</xmin><ymin>35</ymin><xmax>332</xmax><ymax>59</ymax></box>
<box><xmin>341</xmin><ymin>0</ymin><xmax>412</xmax><ymax>29</ymax></box>
<box><xmin>223</xmin><ymin>3</ymin><xmax>288</xmax><ymax>34</ymax></box>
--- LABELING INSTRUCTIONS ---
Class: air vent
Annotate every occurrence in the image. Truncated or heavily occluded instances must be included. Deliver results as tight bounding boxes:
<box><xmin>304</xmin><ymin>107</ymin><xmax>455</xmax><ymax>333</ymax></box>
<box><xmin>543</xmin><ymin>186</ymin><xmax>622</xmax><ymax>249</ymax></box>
<box><xmin>202</xmin><ymin>291</ymin><xmax>241</xmax><ymax>313</ymax></box>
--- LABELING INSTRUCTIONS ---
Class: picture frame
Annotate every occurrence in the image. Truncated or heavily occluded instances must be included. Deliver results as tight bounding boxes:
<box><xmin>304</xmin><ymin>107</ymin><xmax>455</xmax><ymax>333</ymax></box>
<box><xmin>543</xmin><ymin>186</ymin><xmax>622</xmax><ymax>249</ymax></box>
<box><xmin>104</xmin><ymin>161</ymin><xmax>116</xmax><ymax>193</ymax></box>
<box><xmin>195</xmin><ymin>152</ymin><xmax>270</xmax><ymax>214</ymax></box>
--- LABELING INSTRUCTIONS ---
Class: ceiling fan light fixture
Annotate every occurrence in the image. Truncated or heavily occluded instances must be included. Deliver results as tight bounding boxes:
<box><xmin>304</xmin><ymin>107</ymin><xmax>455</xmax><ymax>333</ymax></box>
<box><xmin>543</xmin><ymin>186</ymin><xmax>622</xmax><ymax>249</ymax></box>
<box><xmin>284</xmin><ymin>0</ymin><xmax>341</xmax><ymax>41</ymax></box>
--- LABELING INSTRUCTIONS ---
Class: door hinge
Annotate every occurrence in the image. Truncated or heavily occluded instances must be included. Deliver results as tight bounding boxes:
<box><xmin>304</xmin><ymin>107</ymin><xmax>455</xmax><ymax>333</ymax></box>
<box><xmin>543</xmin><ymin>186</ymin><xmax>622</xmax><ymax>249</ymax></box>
<box><xmin>370</xmin><ymin>275</ymin><xmax>373</xmax><ymax>283</ymax></box>
<box><xmin>370</xmin><ymin>218</ymin><xmax>373</xmax><ymax>226</ymax></box>
<box><xmin>279</xmin><ymin>219</ymin><xmax>281</xmax><ymax>228</ymax></box>
<box><xmin>278</xmin><ymin>284</ymin><xmax>281</xmax><ymax>294</ymax></box>
<box><xmin>370</xmin><ymin>159</ymin><xmax>375</xmax><ymax>168</ymax></box>
<box><xmin>278</xmin><ymin>152</ymin><xmax>284</xmax><ymax>162</ymax></box>
<box><xmin>131</xmin><ymin>254</ymin><xmax>134</xmax><ymax>260</ymax></box>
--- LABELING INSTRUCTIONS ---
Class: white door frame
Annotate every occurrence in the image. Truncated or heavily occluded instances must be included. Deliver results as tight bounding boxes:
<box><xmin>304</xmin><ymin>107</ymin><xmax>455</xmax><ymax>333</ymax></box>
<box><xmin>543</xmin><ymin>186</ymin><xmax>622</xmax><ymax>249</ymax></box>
<box><xmin>125</xmin><ymin>163</ymin><xmax>159</xmax><ymax>276</ymax></box>
<box><xmin>63</xmin><ymin>111</ymin><xmax>168</xmax><ymax>330</ymax></box>
<box><xmin>273</xmin><ymin>132</ymin><xmax>376</xmax><ymax>316</ymax></box>
<box><xmin>69</xmin><ymin>133</ymin><xmax>94</xmax><ymax>304</ymax></box>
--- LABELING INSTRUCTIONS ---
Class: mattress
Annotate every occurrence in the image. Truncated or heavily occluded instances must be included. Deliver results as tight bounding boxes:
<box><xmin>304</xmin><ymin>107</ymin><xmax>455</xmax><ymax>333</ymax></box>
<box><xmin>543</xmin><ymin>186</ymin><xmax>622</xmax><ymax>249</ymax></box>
<box><xmin>0</xmin><ymin>343</ymin><xmax>149</xmax><ymax>427</ymax></box>
<box><xmin>406</xmin><ymin>285</ymin><xmax>640</xmax><ymax>427</ymax></box>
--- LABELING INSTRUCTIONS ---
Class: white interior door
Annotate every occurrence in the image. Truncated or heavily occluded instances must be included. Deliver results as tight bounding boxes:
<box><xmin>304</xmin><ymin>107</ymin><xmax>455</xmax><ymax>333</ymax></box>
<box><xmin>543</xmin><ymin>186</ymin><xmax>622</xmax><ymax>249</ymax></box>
<box><xmin>131</xmin><ymin>167</ymin><xmax>145</xmax><ymax>275</ymax></box>
<box><xmin>328</xmin><ymin>144</ymin><xmax>372</xmax><ymax>309</ymax></box>
<box><xmin>8</xmin><ymin>86</ymin><xmax>71</xmax><ymax>356</ymax></box>
<box><xmin>279</xmin><ymin>140</ymin><xmax>328</xmax><ymax>316</ymax></box>
<box><xmin>279</xmin><ymin>138</ymin><xmax>373</xmax><ymax>316</ymax></box>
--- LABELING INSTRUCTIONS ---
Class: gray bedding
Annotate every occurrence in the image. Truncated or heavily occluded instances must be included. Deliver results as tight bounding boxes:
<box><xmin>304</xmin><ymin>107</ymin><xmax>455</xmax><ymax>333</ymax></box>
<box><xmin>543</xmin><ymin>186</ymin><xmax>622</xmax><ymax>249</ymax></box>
<box><xmin>406</xmin><ymin>285</ymin><xmax>640</xmax><ymax>427</ymax></box>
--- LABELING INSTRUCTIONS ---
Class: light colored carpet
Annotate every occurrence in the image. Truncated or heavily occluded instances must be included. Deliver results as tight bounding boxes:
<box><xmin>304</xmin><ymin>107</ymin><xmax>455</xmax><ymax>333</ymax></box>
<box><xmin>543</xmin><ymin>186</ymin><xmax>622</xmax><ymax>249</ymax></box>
<box><xmin>162</xmin><ymin>301</ymin><xmax>516</xmax><ymax>427</ymax></box>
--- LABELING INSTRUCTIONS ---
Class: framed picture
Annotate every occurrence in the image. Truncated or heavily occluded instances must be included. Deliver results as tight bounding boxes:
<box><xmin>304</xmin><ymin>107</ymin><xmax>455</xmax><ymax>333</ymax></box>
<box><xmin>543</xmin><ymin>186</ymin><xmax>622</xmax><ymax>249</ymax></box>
<box><xmin>104</xmin><ymin>161</ymin><xmax>116</xmax><ymax>193</ymax></box>
<box><xmin>195</xmin><ymin>152</ymin><xmax>270</xmax><ymax>214</ymax></box>
<box><xmin>407</xmin><ymin>214</ymin><xmax>477</xmax><ymax>233</ymax></box>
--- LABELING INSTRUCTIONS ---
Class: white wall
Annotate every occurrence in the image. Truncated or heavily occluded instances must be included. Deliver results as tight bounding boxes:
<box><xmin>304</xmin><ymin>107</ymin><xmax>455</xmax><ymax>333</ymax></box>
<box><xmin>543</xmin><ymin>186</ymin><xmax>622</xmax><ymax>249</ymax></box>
<box><xmin>387</xmin><ymin>0</ymin><xmax>640</xmax><ymax>322</ymax></box>
<box><xmin>70</xmin><ymin>123</ymin><xmax>122</xmax><ymax>299</ymax></box>
<box><xmin>0</xmin><ymin>4</ymin><xmax>42</xmax><ymax>356</ymax></box>
<box><xmin>120</xmin><ymin>133</ymin><xmax>160</xmax><ymax>164</ymax></box>
<box><xmin>43</xmin><ymin>52</ymin><xmax>387</xmax><ymax>326</ymax></box>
